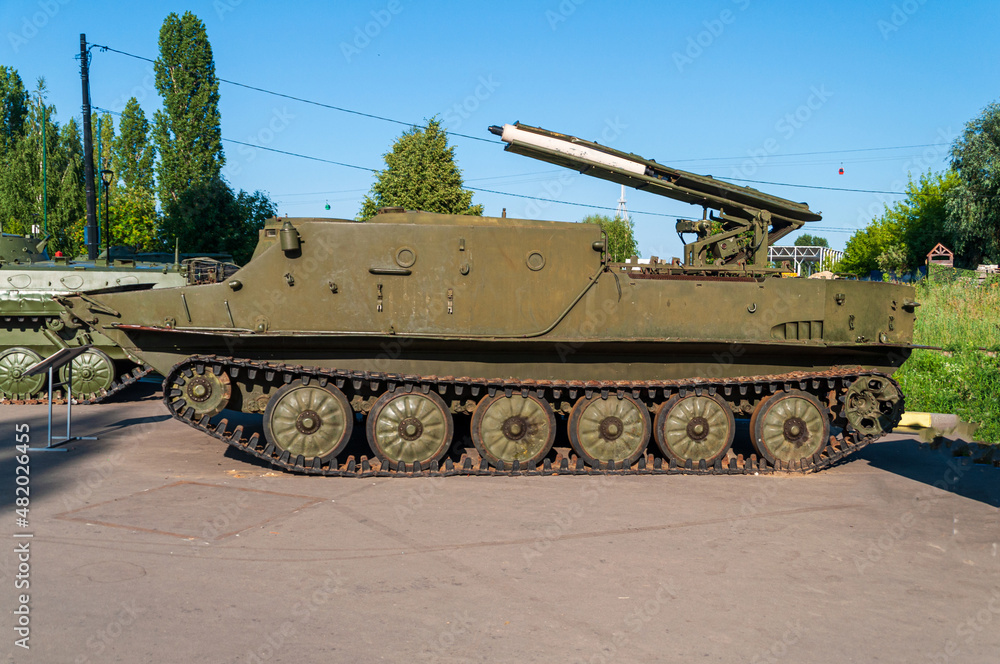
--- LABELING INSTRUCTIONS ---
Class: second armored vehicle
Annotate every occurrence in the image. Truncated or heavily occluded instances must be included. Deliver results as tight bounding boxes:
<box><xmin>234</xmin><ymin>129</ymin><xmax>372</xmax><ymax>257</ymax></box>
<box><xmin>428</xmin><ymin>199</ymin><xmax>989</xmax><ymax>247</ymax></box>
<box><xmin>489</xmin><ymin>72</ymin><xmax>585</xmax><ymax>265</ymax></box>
<box><xmin>1</xmin><ymin>233</ymin><xmax>236</xmax><ymax>401</ymax></box>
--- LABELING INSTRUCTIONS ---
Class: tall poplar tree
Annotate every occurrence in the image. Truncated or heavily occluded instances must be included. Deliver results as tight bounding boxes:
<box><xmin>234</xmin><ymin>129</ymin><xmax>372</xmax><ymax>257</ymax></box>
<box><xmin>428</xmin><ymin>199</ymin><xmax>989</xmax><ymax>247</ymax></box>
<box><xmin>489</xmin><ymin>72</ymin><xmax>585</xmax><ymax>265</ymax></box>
<box><xmin>113</xmin><ymin>98</ymin><xmax>158</xmax><ymax>250</ymax></box>
<box><xmin>0</xmin><ymin>79</ymin><xmax>58</xmax><ymax>237</ymax></box>
<box><xmin>152</xmin><ymin>11</ymin><xmax>224</xmax><ymax>207</ymax></box>
<box><xmin>115</xmin><ymin>98</ymin><xmax>155</xmax><ymax>194</ymax></box>
<box><xmin>0</xmin><ymin>68</ymin><xmax>30</xmax><ymax>233</ymax></box>
<box><xmin>359</xmin><ymin>118</ymin><xmax>483</xmax><ymax>221</ymax></box>
<box><xmin>0</xmin><ymin>66</ymin><xmax>28</xmax><ymax>156</ymax></box>
<box><xmin>50</xmin><ymin>118</ymin><xmax>86</xmax><ymax>256</ymax></box>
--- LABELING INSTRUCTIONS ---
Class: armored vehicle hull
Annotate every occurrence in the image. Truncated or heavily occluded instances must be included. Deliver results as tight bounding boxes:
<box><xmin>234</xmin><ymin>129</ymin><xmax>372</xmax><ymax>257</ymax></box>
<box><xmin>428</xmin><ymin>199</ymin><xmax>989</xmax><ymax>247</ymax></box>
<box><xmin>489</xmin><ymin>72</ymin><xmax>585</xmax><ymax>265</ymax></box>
<box><xmin>61</xmin><ymin>211</ymin><xmax>916</xmax><ymax>476</ymax></box>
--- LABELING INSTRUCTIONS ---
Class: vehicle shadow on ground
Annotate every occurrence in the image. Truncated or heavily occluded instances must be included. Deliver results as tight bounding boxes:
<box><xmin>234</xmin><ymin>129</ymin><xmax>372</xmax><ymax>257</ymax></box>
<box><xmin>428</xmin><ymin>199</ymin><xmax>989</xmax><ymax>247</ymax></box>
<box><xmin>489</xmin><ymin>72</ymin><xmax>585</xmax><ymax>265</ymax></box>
<box><xmin>858</xmin><ymin>437</ymin><xmax>1000</xmax><ymax>508</ymax></box>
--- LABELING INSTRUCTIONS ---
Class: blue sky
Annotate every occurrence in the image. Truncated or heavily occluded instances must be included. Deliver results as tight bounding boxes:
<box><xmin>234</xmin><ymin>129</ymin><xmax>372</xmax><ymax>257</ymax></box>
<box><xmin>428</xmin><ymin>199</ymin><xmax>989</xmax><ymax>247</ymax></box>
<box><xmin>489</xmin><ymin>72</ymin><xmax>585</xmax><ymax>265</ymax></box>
<box><xmin>4</xmin><ymin>0</ymin><xmax>999</xmax><ymax>258</ymax></box>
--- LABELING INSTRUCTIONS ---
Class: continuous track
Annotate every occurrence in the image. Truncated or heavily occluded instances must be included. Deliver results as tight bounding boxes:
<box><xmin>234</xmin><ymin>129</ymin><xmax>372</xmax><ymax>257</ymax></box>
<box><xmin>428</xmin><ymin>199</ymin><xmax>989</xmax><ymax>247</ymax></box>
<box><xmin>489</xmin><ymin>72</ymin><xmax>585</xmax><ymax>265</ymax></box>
<box><xmin>1</xmin><ymin>365</ymin><xmax>154</xmax><ymax>406</ymax></box>
<box><xmin>164</xmin><ymin>356</ymin><xmax>903</xmax><ymax>477</ymax></box>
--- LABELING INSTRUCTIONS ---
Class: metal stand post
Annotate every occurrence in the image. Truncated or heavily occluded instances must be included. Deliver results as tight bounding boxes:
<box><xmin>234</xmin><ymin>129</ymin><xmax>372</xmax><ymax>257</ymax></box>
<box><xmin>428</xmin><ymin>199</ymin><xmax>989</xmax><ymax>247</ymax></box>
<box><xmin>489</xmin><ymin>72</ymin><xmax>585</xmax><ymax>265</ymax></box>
<box><xmin>26</xmin><ymin>346</ymin><xmax>98</xmax><ymax>452</ymax></box>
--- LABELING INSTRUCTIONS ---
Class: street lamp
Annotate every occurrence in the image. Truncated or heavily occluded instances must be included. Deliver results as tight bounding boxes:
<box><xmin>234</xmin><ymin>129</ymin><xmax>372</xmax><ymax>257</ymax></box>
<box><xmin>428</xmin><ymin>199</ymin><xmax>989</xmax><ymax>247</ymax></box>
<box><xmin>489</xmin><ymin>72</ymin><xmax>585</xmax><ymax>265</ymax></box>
<box><xmin>99</xmin><ymin>169</ymin><xmax>113</xmax><ymax>260</ymax></box>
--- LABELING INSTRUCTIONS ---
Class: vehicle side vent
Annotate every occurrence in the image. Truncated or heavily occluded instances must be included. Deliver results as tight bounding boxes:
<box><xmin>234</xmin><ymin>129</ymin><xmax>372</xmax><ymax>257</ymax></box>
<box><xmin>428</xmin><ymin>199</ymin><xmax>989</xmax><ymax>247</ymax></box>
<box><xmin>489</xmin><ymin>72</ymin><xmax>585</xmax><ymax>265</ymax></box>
<box><xmin>770</xmin><ymin>320</ymin><xmax>824</xmax><ymax>341</ymax></box>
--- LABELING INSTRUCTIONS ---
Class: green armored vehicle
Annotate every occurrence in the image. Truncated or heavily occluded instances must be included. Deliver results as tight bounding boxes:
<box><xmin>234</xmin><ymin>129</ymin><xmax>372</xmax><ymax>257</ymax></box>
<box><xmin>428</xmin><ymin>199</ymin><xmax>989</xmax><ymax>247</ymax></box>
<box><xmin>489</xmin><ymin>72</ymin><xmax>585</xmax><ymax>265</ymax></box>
<box><xmin>1</xmin><ymin>232</ymin><xmax>236</xmax><ymax>401</ymax></box>
<box><xmin>58</xmin><ymin>125</ymin><xmax>917</xmax><ymax>476</ymax></box>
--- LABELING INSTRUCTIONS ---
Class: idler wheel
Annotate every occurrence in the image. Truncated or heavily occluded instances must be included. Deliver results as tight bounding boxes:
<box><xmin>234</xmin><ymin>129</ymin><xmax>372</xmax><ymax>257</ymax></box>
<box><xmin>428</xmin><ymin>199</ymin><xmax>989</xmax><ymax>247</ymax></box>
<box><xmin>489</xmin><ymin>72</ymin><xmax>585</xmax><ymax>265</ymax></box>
<box><xmin>58</xmin><ymin>348</ymin><xmax>115</xmax><ymax>397</ymax></box>
<box><xmin>0</xmin><ymin>347</ymin><xmax>44</xmax><ymax>398</ymax></box>
<box><xmin>750</xmin><ymin>390</ymin><xmax>830</xmax><ymax>465</ymax></box>
<box><xmin>168</xmin><ymin>367</ymin><xmax>232</xmax><ymax>419</ymax></box>
<box><xmin>568</xmin><ymin>393</ymin><xmax>650</xmax><ymax>467</ymax></box>
<box><xmin>654</xmin><ymin>394</ymin><xmax>735</xmax><ymax>466</ymax></box>
<box><xmin>471</xmin><ymin>392</ymin><xmax>556</xmax><ymax>467</ymax></box>
<box><xmin>366</xmin><ymin>389</ymin><xmax>453</xmax><ymax>470</ymax></box>
<box><xmin>263</xmin><ymin>381</ymin><xmax>353</xmax><ymax>462</ymax></box>
<box><xmin>843</xmin><ymin>376</ymin><xmax>904</xmax><ymax>437</ymax></box>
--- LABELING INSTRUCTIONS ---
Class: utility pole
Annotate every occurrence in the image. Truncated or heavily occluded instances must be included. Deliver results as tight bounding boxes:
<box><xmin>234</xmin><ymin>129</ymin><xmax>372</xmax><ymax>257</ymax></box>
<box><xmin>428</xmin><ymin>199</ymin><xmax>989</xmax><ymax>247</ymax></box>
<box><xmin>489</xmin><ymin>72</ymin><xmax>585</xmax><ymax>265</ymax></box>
<box><xmin>79</xmin><ymin>34</ymin><xmax>98</xmax><ymax>259</ymax></box>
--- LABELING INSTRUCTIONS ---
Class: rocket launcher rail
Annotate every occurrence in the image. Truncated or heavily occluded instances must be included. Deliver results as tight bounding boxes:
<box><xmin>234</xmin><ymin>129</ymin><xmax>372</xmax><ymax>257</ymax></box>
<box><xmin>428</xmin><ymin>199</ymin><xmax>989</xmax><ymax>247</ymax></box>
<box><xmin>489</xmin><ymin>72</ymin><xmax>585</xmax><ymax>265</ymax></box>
<box><xmin>489</xmin><ymin>122</ymin><xmax>822</xmax><ymax>270</ymax></box>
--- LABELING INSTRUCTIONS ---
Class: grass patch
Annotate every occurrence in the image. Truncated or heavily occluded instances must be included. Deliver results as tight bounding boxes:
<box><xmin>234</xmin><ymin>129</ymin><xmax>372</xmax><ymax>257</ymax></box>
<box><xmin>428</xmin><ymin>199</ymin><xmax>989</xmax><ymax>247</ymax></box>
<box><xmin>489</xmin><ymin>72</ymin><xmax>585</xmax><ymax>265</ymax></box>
<box><xmin>894</xmin><ymin>273</ymin><xmax>1000</xmax><ymax>443</ymax></box>
<box><xmin>912</xmin><ymin>270</ymin><xmax>1000</xmax><ymax>350</ymax></box>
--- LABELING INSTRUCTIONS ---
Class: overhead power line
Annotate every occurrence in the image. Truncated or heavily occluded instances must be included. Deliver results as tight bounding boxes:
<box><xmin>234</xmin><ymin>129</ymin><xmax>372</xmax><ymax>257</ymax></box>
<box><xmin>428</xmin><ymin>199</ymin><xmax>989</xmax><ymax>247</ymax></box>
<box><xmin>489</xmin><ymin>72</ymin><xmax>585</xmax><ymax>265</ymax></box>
<box><xmin>671</xmin><ymin>142</ymin><xmax>944</xmax><ymax>163</ymax></box>
<box><xmin>91</xmin><ymin>104</ymin><xmax>873</xmax><ymax>231</ymax></box>
<box><xmin>91</xmin><ymin>43</ymin><xmax>498</xmax><ymax>144</ymax></box>
<box><xmin>718</xmin><ymin>176</ymin><xmax>904</xmax><ymax>195</ymax></box>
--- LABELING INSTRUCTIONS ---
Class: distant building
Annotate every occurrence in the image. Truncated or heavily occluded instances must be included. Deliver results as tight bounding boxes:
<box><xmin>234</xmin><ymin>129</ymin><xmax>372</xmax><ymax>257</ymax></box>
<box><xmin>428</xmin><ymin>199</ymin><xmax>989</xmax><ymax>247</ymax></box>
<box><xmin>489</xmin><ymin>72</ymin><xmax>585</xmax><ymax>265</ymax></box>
<box><xmin>768</xmin><ymin>245</ymin><xmax>844</xmax><ymax>276</ymax></box>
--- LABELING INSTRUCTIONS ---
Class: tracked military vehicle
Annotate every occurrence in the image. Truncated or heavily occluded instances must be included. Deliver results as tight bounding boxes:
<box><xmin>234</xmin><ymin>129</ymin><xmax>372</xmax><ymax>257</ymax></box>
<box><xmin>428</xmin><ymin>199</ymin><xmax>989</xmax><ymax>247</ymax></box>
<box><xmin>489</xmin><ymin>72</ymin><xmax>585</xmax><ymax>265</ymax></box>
<box><xmin>1</xmin><ymin>233</ymin><xmax>236</xmax><ymax>401</ymax></box>
<box><xmin>59</xmin><ymin>124</ymin><xmax>917</xmax><ymax>477</ymax></box>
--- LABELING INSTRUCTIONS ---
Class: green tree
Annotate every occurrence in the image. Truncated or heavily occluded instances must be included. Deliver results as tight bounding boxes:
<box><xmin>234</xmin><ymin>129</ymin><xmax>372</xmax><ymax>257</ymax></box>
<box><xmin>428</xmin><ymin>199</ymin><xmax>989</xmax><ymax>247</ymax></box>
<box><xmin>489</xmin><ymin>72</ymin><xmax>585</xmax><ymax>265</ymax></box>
<box><xmin>0</xmin><ymin>79</ymin><xmax>59</xmax><ymax>238</ymax></box>
<box><xmin>582</xmin><ymin>214</ymin><xmax>638</xmax><ymax>262</ymax></box>
<box><xmin>793</xmin><ymin>233</ymin><xmax>829</xmax><ymax>247</ymax></box>
<box><xmin>91</xmin><ymin>110</ymin><xmax>116</xmax><ymax>177</ymax></box>
<box><xmin>113</xmin><ymin>98</ymin><xmax>158</xmax><ymax>250</ymax></box>
<box><xmin>840</xmin><ymin>216</ymin><xmax>904</xmax><ymax>277</ymax></box>
<box><xmin>153</xmin><ymin>11</ymin><xmax>224</xmax><ymax>209</ymax></box>
<box><xmin>359</xmin><ymin>118</ymin><xmax>482</xmax><ymax>221</ymax></box>
<box><xmin>0</xmin><ymin>66</ymin><xmax>28</xmax><ymax>156</ymax></box>
<box><xmin>841</xmin><ymin>170</ymin><xmax>960</xmax><ymax>277</ymax></box>
<box><xmin>897</xmin><ymin>170</ymin><xmax>959</xmax><ymax>265</ymax></box>
<box><xmin>115</xmin><ymin>98</ymin><xmax>155</xmax><ymax>194</ymax></box>
<box><xmin>946</xmin><ymin>100</ymin><xmax>1000</xmax><ymax>266</ymax></box>
<box><xmin>160</xmin><ymin>178</ymin><xmax>275</xmax><ymax>264</ymax></box>
<box><xmin>49</xmin><ymin>118</ymin><xmax>86</xmax><ymax>257</ymax></box>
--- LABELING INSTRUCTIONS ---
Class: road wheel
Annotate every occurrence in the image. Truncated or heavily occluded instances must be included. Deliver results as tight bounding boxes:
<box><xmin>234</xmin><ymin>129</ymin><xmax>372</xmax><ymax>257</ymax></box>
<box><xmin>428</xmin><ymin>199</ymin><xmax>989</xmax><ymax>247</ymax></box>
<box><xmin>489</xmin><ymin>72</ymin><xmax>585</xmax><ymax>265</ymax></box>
<box><xmin>59</xmin><ymin>348</ymin><xmax>115</xmax><ymax>398</ymax></box>
<box><xmin>568</xmin><ymin>393</ymin><xmax>650</xmax><ymax>467</ymax></box>
<box><xmin>654</xmin><ymin>394</ymin><xmax>734</xmax><ymax>466</ymax></box>
<box><xmin>367</xmin><ymin>389</ymin><xmax>453</xmax><ymax>470</ymax></box>
<box><xmin>751</xmin><ymin>390</ymin><xmax>830</xmax><ymax>464</ymax></box>
<box><xmin>263</xmin><ymin>381</ymin><xmax>353</xmax><ymax>463</ymax></box>
<box><xmin>0</xmin><ymin>347</ymin><xmax>44</xmax><ymax>398</ymax></box>
<box><xmin>471</xmin><ymin>392</ymin><xmax>555</xmax><ymax>467</ymax></box>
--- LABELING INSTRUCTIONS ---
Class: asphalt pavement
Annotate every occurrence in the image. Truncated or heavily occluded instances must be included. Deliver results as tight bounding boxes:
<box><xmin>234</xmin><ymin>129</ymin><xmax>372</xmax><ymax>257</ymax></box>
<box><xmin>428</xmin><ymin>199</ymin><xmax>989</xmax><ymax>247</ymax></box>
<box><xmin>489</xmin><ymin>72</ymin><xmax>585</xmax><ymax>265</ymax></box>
<box><xmin>2</xmin><ymin>385</ymin><xmax>998</xmax><ymax>663</ymax></box>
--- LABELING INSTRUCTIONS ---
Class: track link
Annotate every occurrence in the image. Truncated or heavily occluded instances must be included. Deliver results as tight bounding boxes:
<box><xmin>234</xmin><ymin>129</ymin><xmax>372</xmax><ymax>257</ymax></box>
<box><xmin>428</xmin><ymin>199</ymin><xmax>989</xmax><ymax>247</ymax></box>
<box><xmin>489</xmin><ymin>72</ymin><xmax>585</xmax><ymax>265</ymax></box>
<box><xmin>163</xmin><ymin>356</ymin><xmax>904</xmax><ymax>477</ymax></box>
<box><xmin>1</xmin><ymin>365</ymin><xmax>154</xmax><ymax>406</ymax></box>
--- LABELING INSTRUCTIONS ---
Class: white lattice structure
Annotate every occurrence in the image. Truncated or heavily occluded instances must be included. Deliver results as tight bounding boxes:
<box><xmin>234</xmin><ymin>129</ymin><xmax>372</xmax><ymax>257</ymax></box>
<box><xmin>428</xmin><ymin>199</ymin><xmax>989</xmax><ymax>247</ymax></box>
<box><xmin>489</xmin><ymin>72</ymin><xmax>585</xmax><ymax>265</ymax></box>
<box><xmin>768</xmin><ymin>245</ymin><xmax>844</xmax><ymax>275</ymax></box>
<box><xmin>615</xmin><ymin>184</ymin><xmax>629</xmax><ymax>221</ymax></box>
